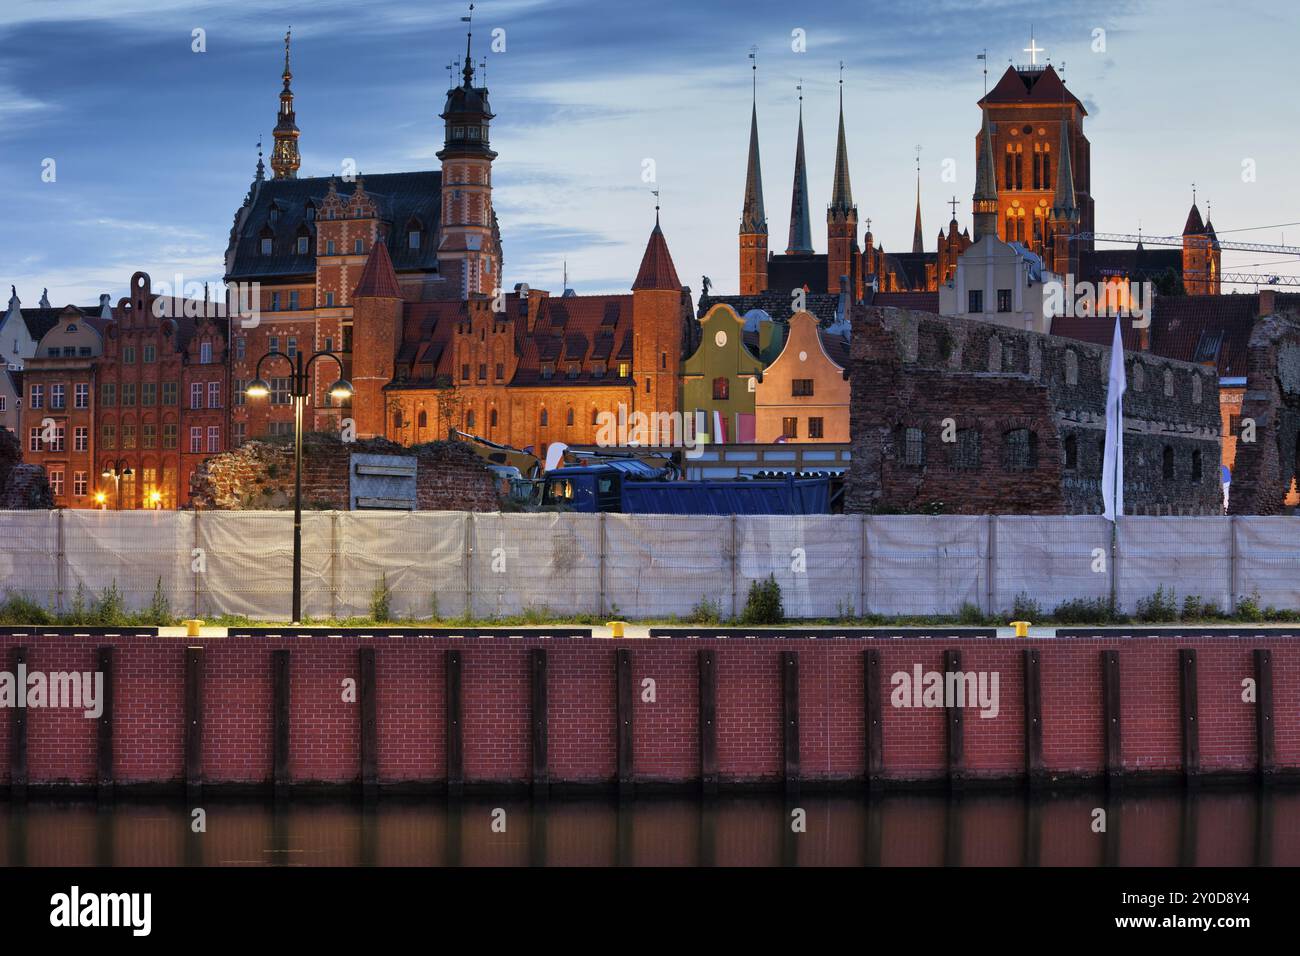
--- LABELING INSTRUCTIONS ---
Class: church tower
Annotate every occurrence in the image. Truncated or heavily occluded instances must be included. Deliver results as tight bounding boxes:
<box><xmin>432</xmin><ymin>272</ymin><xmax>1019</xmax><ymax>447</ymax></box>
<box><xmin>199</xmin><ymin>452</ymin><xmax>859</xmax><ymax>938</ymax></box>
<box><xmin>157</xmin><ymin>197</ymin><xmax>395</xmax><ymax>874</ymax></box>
<box><xmin>270</xmin><ymin>29</ymin><xmax>301</xmax><ymax>180</ymax></box>
<box><xmin>632</xmin><ymin>212</ymin><xmax>685</xmax><ymax>417</ymax></box>
<box><xmin>739</xmin><ymin>65</ymin><xmax>768</xmax><ymax>295</ymax></box>
<box><xmin>912</xmin><ymin>163</ymin><xmax>924</xmax><ymax>255</ymax></box>
<box><xmin>972</xmin><ymin>112</ymin><xmax>999</xmax><ymax>242</ymax></box>
<box><xmin>827</xmin><ymin>81</ymin><xmax>860</xmax><ymax>299</ymax></box>
<box><xmin>1181</xmin><ymin>200</ymin><xmax>1220</xmax><ymax>295</ymax></box>
<box><xmin>437</xmin><ymin>18</ymin><xmax>501</xmax><ymax>298</ymax></box>
<box><xmin>786</xmin><ymin>93</ymin><xmax>813</xmax><ymax>255</ymax></box>
<box><xmin>1047</xmin><ymin>119</ymin><xmax>1080</xmax><ymax>277</ymax></box>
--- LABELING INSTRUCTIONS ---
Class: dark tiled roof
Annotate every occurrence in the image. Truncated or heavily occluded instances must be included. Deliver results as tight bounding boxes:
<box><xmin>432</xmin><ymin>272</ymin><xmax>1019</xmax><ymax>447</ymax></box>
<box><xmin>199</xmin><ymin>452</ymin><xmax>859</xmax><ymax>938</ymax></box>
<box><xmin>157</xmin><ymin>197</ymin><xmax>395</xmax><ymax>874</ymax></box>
<box><xmin>226</xmin><ymin>171</ymin><xmax>442</xmax><ymax>281</ymax></box>
<box><xmin>871</xmin><ymin>291</ymin><xmax>940</xmax><ymax>313</ymax></box>
<box><xmin>885</xmin><ymin>252</ymin><xmax>933</xmax><ymax>291</ymax></box>
<box><xmin>697</xmin><ymin>292</ymin><xmax>841</xmax><ymax>325</ymax></box>
<box><xmin>631</xmin><ymin>222</ymin><xmax>681</xmax><ymax>291</ymax></box>
<box><xmin>1183</xmin><ymin>203</ymin><xmax>1205</xmax><ymax>236</ymax></box>
<box><xmin>767</xmin><ymin>252</ymin><xmax>828</xmax><ymax>294</ymax></box>
<box><xmin>980</xmin><ymin>65</ymin><xmax>1085</xmax><ymax>113</ymax></box>
<box><xmin>18</xmin><ymin>305</ymin><xmax>104</xmax><ymax>343</ymax></box>
<box><xmin>1079</xmin><ymin>247</ymin><xmax>1182</xmax><ymax>280</ymax></box>
<box><xmin>513</xmin><ymin>295</ymin><xmax>635</xmax><ymax>386</ymax></box>
<box><xmin>1051</xmin><ymin>292</ymin><xmax>1300</xmax><ymax>378</ymax></box>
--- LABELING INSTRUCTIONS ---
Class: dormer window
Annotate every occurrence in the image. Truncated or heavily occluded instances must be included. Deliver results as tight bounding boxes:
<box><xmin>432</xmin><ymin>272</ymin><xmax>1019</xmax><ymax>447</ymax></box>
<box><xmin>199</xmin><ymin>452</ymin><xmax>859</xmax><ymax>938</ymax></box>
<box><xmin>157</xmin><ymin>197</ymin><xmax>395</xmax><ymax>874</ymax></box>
<box><xmin>261</xmin><ymin>237</ymin><xmax>273</xmax><ymax>255</ymax></box>
<box><xmin>305</xmin><ymin>205</ymin><xmax>316</xmax><ymax>222</ymax></box>
<box><xmin>354</xmin><ymin>238</ymin><xmax>365</xmax><ymax>255</ymax></box>
<box><xmin>269</xmin><ymin>207</ymin><xmax>280</xmax><ymax>224</ymax></box>
<box><xmin>65</xmin><ymin>324</ymin><xmax>77</xmax><ymax>332</ymax></box>
<box><xmin>297</xmin><ymin>235</ymin><xmax>309</xmax><ymax>255</ymax></box>
<box><xmin>409</xmin><ymin>230</ymin><xmax>421</xmax><ymax>250</ymax></box>
<box><xmin>540</xmin><ymin>364</ymin><xmax>554</xmax><ymax>380</ymax></box>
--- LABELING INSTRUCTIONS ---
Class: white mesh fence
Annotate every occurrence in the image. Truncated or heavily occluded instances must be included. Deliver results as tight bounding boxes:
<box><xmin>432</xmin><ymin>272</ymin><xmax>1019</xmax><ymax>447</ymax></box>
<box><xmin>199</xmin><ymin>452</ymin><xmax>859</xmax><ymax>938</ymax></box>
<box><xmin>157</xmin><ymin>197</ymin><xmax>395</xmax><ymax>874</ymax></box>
<box><xmin>0</xmin><ymin>510</ymin><xmax>1293</xmax><ymax>621</ymax></box>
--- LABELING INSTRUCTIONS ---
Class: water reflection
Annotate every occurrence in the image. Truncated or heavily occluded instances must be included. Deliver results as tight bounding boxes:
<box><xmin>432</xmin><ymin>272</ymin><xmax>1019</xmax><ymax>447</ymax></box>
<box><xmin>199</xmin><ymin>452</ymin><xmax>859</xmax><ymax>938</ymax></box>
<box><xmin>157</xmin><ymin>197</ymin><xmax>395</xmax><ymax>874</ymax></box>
<box><xmin>0</xmin><ymin>789</ymin><xmax>1295</xmax><ymax>866</ymax></box>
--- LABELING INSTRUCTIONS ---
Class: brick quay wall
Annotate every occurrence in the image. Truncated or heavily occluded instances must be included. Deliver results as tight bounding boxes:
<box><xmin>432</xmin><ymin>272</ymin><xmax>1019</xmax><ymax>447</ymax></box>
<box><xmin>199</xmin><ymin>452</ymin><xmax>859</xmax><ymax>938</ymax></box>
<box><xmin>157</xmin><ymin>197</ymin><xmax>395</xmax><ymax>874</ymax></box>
<box><xmin>0</xmin><ymin>630</ymin><xmax>1296</xmax><ymax>792</ymax></box>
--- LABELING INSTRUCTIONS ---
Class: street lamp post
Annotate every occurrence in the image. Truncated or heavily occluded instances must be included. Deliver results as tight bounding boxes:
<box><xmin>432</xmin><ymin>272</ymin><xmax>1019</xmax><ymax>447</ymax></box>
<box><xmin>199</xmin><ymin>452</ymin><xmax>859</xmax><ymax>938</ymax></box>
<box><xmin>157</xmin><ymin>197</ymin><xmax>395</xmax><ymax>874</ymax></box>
<box><xmin>100</xmin><ymin>459</ymin><xmax>134</xmax><ymax>509</ymax></box>
<box><xmin>246</xmin><ymin>349</ymin><xmax>353</xmax><ymax>624</ymax></box>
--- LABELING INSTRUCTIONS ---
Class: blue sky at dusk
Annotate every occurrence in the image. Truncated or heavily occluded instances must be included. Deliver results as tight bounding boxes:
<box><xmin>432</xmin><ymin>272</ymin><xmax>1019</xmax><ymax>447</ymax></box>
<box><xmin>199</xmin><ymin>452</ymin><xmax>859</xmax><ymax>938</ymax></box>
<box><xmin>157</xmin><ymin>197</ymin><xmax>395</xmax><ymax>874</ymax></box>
<box><xmin>1</xmin><ymin>0</ymin><xmax>1297</xmax><ymax>305</ymax></box>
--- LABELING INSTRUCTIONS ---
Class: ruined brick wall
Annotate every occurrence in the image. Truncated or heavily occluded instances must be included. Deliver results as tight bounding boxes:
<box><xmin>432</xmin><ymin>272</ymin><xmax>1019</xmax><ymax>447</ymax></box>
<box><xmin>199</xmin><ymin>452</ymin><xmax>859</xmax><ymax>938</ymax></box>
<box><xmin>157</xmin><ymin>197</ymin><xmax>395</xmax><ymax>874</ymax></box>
<box><xmin>1228</xmin><ymin>313</ymin><xmax>1300</xmax><ymax>515</ymax></box>
<box><xmin>0</xmin><ymin>427</ymin><xmax>52</xmax><ymax>509</ymax></box>
<box><xmin>847</xmin><ymin>306</ymin><xmax>1222</xmax><ymax>515</ymax></box>
<box><xmin>190</xmin><ymin>433</ymin><xmax>501</xmax><ymax>511</ymax></box>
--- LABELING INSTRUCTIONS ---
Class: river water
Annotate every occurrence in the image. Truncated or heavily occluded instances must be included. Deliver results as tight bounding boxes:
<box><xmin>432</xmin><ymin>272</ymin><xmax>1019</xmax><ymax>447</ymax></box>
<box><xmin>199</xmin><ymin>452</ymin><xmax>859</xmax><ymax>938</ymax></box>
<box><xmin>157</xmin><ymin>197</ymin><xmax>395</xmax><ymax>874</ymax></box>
<box><xmin>0</xmin><ymin>788</ymin><xmax>1294</xmax><ymax>866</ymax></box>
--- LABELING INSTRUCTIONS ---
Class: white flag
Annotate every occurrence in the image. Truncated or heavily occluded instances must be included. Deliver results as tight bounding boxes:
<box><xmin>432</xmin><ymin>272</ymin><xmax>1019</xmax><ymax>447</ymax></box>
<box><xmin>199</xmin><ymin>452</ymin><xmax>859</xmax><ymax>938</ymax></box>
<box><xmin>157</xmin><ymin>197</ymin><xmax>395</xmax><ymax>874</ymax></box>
<box><xmin>1101</xmin><ymin>316</ymin><xmax>1126</xmax><ymax>521</ymax></box>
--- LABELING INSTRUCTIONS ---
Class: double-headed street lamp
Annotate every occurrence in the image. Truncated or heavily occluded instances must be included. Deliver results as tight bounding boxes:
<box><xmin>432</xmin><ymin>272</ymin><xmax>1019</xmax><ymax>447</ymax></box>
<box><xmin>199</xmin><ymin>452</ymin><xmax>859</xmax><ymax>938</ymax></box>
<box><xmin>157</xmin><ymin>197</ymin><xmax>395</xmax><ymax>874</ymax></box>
<box><xmin>100</xmin><ymin>459</ymin><xmax>134</xmax><ymax>509</ymax></box>
<box><xmin>246</xmin><ymin>349</ymin><xmax>353</xmax><ymax>624</ymax></box>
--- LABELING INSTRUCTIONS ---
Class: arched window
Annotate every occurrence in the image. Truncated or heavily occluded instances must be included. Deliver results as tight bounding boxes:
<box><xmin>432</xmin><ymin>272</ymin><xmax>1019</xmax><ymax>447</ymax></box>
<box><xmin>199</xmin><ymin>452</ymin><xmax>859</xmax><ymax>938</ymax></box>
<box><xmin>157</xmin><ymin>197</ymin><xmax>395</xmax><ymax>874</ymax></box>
<box><xmin>566</xmin><ymin>407</ymin><xmax>575</xmax><ymax>427</ymax></box>
<box><xmin>1064</xmin><ymin>434</ymin><xmax>1078</xmax><ymax>471</ymax></box>
<box><xmin>393</xmin><ymin>410</ymin><xmax>403</xmax><ymax>430</ymax></box>
<box><xmin>539</xmin><ymin>408</ymin><xmax>548</xmax><ymax>427</ymax></box>
<box><xmin>417</xmin><ymin>409</ymin><xmax>427</xmax><ymax>429</ymax></box>
<box><xmin>1003</xmin><ymin>428</ymin><xmax>1038</xmax><ymax>471</ymax></box>
<box><xmin>1162</xmin><ymin>446</ymin><xmax>1174</xmax><ymax>479</ymax></box>
<box><xmin>1191</xmin><ymin>449</ymin><xmax>1203</xmax><ymax>482</ymax></box>
<box><xmin>591</xmin><ymin>407</ymin><xmax>600</xmax><ymax>426</ymax></box>
<box><xmin>897</xmin><ymin>426</ymin><xmax>924</xmax><ymax>468</ymax></box>
<box><xmin>467</xmin><ymin>410</ymin><xmax>476</xmax><ymax>429</ymax></box>
<box><xmin>489</xmin><ymin>408</ymin><xmax>498</xmax><ymax>427</ymax></box>
<box><xmin>712</xmin><ymin>376</ymin><xmax>729</xmax><ymax>401</ymax></box>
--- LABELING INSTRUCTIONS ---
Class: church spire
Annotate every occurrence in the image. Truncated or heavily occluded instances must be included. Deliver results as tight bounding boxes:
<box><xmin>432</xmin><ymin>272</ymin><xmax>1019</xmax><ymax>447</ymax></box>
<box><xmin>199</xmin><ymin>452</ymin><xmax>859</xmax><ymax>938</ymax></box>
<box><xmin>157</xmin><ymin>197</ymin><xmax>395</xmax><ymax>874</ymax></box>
<box><xmin>1050</xmin><ymin>119</ymin><xmax>1078</xmax><ymax>222</ymax></box>
<box><xmin>972</xmin><ymin>111</ymin><xmax>998</xmax><ymax>241</ymax></box>
<box><xmin>461</xmin><ymin>3</ymin><xmax>476</xmax><ymax>87</ymax></box>
<box><xmin>829</xmin><ymin>72</ymin><xmax>854</xmax><ymax>214</ymax></box>
<box><xmin>740</xmin><ymin>53</ymin><xmax>766</xmax><ymax>236</ymax></box>
<box><xmin>270</xmin><ymin>28</ymin><xmax>301</xmax><ymax>179</ymax></box>
<box><xmin>912</xmin><ymin>149</ymin><xmax>924</xmax><ymax>254</ymax></box>
<box><xmin>786</xmin><ymin>86</ymin><xmax>812</xmax><ymax>254</ymax></box>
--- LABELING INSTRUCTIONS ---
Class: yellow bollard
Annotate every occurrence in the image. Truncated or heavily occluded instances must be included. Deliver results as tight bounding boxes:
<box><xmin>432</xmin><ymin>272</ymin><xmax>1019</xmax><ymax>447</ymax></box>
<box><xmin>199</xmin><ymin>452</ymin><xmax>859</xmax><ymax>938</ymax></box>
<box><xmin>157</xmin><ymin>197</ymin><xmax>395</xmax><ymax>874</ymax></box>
<box><xmin>183</xmin><ymin>619</ymin><xmax>204</xmax><ymax>637</ymax></box>
<box><xmin>1011</xmin><ymin>620</ymin><xmax>1030</xmax><ymax>638</ymax></box>
<box><xmin>606</xmin><ymin>621</ymin><xmax>626</xmax><ymax>639</ymax></box>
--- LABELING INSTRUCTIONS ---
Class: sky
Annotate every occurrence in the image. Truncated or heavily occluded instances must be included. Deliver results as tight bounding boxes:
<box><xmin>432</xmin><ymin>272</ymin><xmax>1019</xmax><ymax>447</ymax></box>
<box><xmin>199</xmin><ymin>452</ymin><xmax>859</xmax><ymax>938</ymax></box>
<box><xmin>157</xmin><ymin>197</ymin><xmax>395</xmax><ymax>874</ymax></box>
<box><xmin>1</xmin><ymin>0</ymin><xmax>1298</xmax><ymax>306</ymax></box>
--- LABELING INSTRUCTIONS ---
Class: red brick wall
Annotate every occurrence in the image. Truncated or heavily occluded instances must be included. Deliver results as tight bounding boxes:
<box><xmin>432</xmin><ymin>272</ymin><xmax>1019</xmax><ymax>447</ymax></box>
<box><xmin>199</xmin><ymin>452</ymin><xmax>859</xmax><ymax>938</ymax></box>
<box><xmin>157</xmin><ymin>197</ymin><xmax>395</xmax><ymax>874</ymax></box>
<box><xmin>0</xmin><ymin>633</ymin><xmax>1296</xmax><ymax>789</ymax></box>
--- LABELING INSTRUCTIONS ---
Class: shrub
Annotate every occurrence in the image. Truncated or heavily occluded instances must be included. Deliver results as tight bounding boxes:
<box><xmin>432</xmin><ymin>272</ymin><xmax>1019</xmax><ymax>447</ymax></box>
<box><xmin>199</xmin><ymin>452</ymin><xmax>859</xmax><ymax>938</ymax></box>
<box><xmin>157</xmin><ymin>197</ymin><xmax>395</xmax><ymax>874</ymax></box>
<box><xmin>957</xmin><ymin>601</ymin><xmax>987</xmax><ymax>626</ymax></box>
<box><xmin>142</xmin><ymin>576</ymin><xmax>173</xmax><ymax>626</ymax></box>
<box><xmin>1051</xmin><ymin>597</ymin><xmax>1119</xmax><ymax>624</ymax></box>
<box><xmin>1181</xmin><ymin>594</ymin><xmax>1223</xmax><ymax>621</ymax></box>
<box><xmin>688</xmin><ymin>596</ymin><xmax>723</xmax><ymax>625</ymax></box>
<box><xmin>740</xmin><ymin>575</ymin><xmax>783</xmax><ymax>625</ymax></box>
<box><xmin>1134</xmin><ymin>585</ymin><xmax>1178</xmax><ymax>623</ymax></box>
<box><xmin>1010</xmin><ymin>592</ymin><xmax>1043</xmax><ymax>622</ymax></box>
<box><xmin>91</xmin><ymin>582</ymin><xmax>126</xmax><ymax>627</ymax></box>
<box><xmin>369</xmin><ymin>573</ymin><xmax>392</xmax><ymax>622</ymax></box>
<box><xmin>1237</xmin><ymin>590</ymin><xmax>1263</xmax><ymax>623</ymax></box>
<box><xmin>0</xmin><ymin>592</ymin><xmax>53</xmax><ymax>625</ymax></box>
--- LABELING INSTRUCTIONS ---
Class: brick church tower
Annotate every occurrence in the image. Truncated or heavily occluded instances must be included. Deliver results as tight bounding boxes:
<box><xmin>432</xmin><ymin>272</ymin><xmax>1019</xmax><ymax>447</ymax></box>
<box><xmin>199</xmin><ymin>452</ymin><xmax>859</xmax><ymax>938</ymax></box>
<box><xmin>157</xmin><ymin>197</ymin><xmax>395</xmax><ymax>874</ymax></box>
<box><xmin>739</xmin><ymin>94</ymin><xmax>769</xmax><ymax>295</ymax></box>
<box><xmin>1047</xmin><ymin>119</ymin><xmax>1081</xmax><ymax>277</ymax></box>
<box><xmin>1181</xmin><ymin>201</ymin><xmax>1222</xmax><ymax>295</ymax></box>
<box><xmin>827</xmin><ymin>83</ymin><xmax>861</xmax><ymax>299</ymax></box>
<box><xmin>632</xmin><ymin>212</ymin><xmax>685</xmax><ymax>417</ymax></box>
<box><xmin>437</xmin><ymin>23</ymin><xmax>502</xmax><ymax>298</ymax></box>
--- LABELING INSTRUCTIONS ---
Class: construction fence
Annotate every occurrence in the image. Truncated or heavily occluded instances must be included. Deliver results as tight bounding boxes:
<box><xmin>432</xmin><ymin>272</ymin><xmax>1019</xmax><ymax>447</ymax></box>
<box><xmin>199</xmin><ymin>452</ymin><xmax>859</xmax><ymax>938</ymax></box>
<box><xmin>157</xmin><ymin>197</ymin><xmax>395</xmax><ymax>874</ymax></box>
<box><xmin>0</xmin><ymin>511</ymin><xmax>1293</xmax><ymax>622</ymax></box>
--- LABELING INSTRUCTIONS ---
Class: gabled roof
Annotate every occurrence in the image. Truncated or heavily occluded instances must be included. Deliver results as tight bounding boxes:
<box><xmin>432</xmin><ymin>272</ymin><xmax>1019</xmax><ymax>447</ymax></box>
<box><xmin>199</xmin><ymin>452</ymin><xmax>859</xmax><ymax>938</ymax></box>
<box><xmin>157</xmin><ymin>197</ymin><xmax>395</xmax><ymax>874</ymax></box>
<box><xmin>979</xmin><ymin>64</ymin><xmax>1085</xmax><ymax>113</ymax></box>
<box><xmin>631</xmin><ymin>220</ymin><xmax>681</xmax><ymax>291</ymax></box>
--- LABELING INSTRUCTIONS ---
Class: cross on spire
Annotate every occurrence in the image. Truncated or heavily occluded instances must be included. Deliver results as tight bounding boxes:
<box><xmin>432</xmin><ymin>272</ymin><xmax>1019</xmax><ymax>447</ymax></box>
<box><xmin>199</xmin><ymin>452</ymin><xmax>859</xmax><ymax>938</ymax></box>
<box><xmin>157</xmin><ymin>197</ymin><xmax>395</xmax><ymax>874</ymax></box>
<box><xmin>949</xmin><ymin>196</ymin><xmax>960</xmax><ymax>218</ymax></box>
<box><xmin>1024</xmin><ymin>27</ymin><xmax>1044</xmax><ymax>66</ymax></box>
<box><xmin>749</xmin><ymin>46</ymin><xmax>758</xmax><ymax>100</ymax></box>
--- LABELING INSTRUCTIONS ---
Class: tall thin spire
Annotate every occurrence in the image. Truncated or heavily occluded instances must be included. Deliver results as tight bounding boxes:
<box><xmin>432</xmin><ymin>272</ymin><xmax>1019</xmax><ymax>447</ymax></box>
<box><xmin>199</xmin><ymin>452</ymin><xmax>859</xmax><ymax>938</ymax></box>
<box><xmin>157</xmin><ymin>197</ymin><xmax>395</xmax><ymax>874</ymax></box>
<box><xmin>740</xmin><ymin>50</ymin><xmax>766</xmax><ymax>236</ymax></box>
<box><xmin>270</xmin><ymin>28</ymin><xmax>300</xmax><ymax>179</ymax></box>
<box><xmin>972</xmin><ymin>110</ymin><xmax>998</xmax><ymax>241</ymax></box>
<box><xmin>461</xmin><ymin>3</ymin><xmax>476</xmax><ymax>87</ymax></box>
<box><xmin>1050</xmin><ymin>119</ymin><xmax>1077</xmax><ymax>221</ymax></box>
<box><xmin>830</xmin><ymin>65</ymin><xmax>854</xmax><ymax>213</ymax></box>
<box><xmin>786</xmin><ymin>82</ymin><xmax>812</xmax><ymax>254</ymax></box>
<box><xmin>912</xmin><ymin>146</ymin><xmax>924</xmax><ymax>254</ymax></box>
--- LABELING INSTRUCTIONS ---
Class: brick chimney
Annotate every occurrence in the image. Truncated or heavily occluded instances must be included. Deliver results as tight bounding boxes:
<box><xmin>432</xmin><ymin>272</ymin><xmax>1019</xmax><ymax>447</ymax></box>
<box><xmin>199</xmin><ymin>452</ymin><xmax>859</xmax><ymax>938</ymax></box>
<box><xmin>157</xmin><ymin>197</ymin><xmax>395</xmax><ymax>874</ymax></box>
<box><xmin>1260</xmin><ymin>289</ymin><xmax>1276</xmax><ymax>317</ymax></box>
